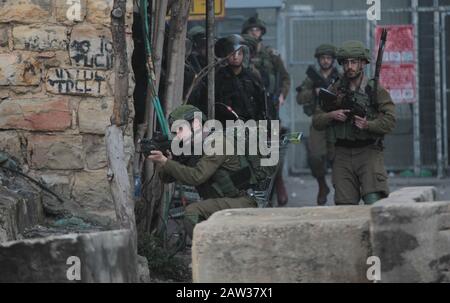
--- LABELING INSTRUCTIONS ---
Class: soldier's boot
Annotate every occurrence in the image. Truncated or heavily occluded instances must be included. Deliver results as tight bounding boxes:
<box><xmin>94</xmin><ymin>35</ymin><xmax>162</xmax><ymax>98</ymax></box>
<box><xmin>275</xmin><ymin>173</ymin><xmax>288</xmax><ymax>207</ymax></box>
<box><xmin>316</xmin><ymin>176</ymin><xmax>330</xmax><ymax>206</ymax></box>
<box><xmin>363</xmin><ymin>192</ymin><xmax>383</xmax><ymax>205</ymax></box>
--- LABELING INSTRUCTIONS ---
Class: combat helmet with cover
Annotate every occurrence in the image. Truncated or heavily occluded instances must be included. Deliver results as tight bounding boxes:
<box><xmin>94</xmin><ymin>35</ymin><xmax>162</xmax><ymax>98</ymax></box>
<box><xmin>315</xmin><ymin>43</ymin><xmax>337</xmax><ymax>59</ymax></box>
<box><xmin>241</xmin><ymin>16</ymin><xmax>267</xmax><ymax>35</ymax></box>
<box><xmin>336</xmin><ymin>40</ymin><xmax>371</xmax><ymax>64</ymax></box>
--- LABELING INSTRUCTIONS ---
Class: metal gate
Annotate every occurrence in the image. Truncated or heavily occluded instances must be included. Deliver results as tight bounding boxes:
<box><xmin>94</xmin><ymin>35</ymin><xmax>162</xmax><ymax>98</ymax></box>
<box><xmin>278</xmin><ymin>3</ymin><xmax>450</xmax><ymax>177</ymax></box>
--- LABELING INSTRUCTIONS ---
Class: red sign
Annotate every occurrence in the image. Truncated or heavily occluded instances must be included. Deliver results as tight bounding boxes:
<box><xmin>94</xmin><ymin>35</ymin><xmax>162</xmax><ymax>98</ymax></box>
<box><xmin>375</xmin><ymin>25</ymin><xmax>417</xmax><ymax>104</ymax></box>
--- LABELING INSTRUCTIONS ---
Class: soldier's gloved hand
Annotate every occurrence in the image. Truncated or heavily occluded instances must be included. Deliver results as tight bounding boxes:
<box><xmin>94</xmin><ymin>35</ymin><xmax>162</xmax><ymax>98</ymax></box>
<box><xmin>148</xmin><ymin>150</ymin><xmax>168</xmax><ymax>166</ymax></box>
<box><xmin>354</xmin><ymin>115</ymin><xmax>369</xmax><ymax>130</ymax></box>
<box><xmin>329</xmin><ymin>109</ymin><xmax>350</xmax><ymax>122</ymax></box>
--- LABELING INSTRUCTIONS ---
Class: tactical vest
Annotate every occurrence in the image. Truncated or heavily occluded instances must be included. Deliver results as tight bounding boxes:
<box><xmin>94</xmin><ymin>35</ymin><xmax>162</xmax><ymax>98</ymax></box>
<box><xmin>328</xmin><ymin>80</ymin><xmax>382</xmax><ymax>143</ymax></box>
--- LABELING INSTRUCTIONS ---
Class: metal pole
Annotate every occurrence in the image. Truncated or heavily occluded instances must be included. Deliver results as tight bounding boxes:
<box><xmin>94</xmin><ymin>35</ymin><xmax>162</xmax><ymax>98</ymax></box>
<box><xmin>442</xmin><ymin>12</ymin><xmax>449</xmax><ymax>175</ymax></box>
<box><xmin>412</xmin><ymin>0</ymin><xmax>421</xmax><ymax>176</ymax></box>
<box><xmin>206</xmin><ymin>0</ymin><xmax>215</xmax><ymax>120</ymax></box>
<box><xmin>434</xmin><ymin>0</ymin><xmax>443</xmax><ymax>178</ymax></box>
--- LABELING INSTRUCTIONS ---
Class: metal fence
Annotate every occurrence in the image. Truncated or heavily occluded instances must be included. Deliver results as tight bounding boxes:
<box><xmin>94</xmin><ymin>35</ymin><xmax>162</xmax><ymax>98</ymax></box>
<box><xmin>278</xmin><ymin>0</ymin><xmax>450</xmax><ymax>177</ymax></box>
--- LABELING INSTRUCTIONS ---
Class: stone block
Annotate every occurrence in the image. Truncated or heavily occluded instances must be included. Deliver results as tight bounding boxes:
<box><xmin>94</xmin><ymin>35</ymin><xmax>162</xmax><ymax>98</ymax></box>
<box><xmin>0</xmin><ymin>98</ymin><xmax>72</xmax><ymax>131</ymax></box>
<box><xmin>28</xmin><ymin>135</ymin><xmax>84</xmax><ymax>170</ymax></box>
<box><xmin>0</xmin><ymin>131</ymin><xmax>23</xmax><ymax>163</ymax></box>
<box><xmin>0</xmin><ymin>230</ymin><xmax>137</xmax><ymax>282</ymax></box>
<box><xmin>370</xmin><ymin>201</ymin><xmax>450</xmax><ymax>282</ymax></box>
<box><xmin>192</xmin><ymin>207</ymin><xmax>372</xmax><ymax>283</ymax></box>
<box><xmin>72</xmin><ymin>169</ymin><xmax>114</xmax><ymax>214</ymax></box>
<box><xmin>70</xmin><ymin>24</ymin><xmax>113</xmax><ymax>70</ymax></box>
<box><xmin>0</xmin><ymin>0</ymin><xmax>51</xmax><ymax>24</ymax></box>
<box><xmin>13</xmin><ymin>25</ymin><xmax>68</xmax><ymax>51</ymax></box>
<box><xmin>78</xmin><ymin>97</ymin><xmax>113</xmax><ymax>134</ymax></box>
<box><xmin>0</xmin><ymin>53</ymin><xmax>42</xmax><ymax>86</ymax></box>
<box><xmin>83</xmin><ymin>135</ymin><xmax>107</xmax><ymax>169</ymax></box>
<box><xmin>45</xmin><ymin>67</ymin><xmax>111</xmax><ymax>97</ymax></box>
<box><xmin>0</xmin><ymin>24</ymin><xmax>9</xmax><ymax>48</ymax></box>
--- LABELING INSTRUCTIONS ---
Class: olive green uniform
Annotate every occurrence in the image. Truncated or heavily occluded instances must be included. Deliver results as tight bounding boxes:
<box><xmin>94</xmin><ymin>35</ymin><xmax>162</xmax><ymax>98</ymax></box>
<box><xmin>312</xmin><ymin>76</ymin><xmax>396</xmax><ymax>205</ymax></box>
<box><xmin>296</xmin><ymin>67</ymin><xmax>339</xmax><ymax>178</ymax></box>
<box><xmin>159</xmin><ymin>135</ymin><xmax>257</xmax><ymax>238</ymax></box>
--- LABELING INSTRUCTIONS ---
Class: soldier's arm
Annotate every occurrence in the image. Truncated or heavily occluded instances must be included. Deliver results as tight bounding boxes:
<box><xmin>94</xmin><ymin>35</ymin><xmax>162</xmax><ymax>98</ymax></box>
<box><xmin>296</xmin><ymin>78</ymin><xmax>315</xmax><ymax>105</ymax></box>
<box><xmin>312</xmin><ymin>107</ymin><xmax>334</xmax><ymax>131</ymax></box>
<box><xmin>160</xmin><ymin>154</ymin><xmax>226</xmax><ymax>186</ymax></box>
<box><xmin>158</xmin><ymin>168</ymin><xmax>177</xmax><ymax>184</ymax></box>
<box><xmin>367</xmin><ymin>87</ymin><xmax>396</xmax><ymax>135</ymax></box>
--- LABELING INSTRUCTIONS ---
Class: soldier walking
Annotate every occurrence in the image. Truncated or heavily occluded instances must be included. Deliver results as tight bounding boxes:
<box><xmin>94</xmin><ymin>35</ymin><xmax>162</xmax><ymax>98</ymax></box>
<box><xmin>312</xmin><ymin>41</ymin><xmax>396</xmax><ymax>205</ymax></box>
<box><xmin>296</xmin><ymin>44</ymin><xmax>340</xmax><ymax>205</ymax></box>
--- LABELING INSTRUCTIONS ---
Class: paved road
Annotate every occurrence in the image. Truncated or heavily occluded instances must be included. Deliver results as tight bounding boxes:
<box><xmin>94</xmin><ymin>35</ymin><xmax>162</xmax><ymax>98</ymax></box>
<box><xmin>281</xmin><ymin>174</ymin><xmax>450</xmax><ymax>208</ymax></box>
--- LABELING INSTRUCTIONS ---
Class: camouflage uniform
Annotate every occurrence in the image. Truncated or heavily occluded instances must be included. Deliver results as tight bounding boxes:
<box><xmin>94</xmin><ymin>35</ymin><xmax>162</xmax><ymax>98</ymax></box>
<box><xmin>312</xmin><ymin>41</ymin><xmax>396</xmax><ymax>205</ymax></box>
<box><xmin>242</xmin><ymin>16</ymin><xmax>291</xmax><ymax>206</ymax></box>
<box><xmin>296</xmin><ymin>44</ymin><xmax>340</xmax><ymax>205</ymax></box>
<box><xmin>158</xmin><ymin>105</ymin><xmax>257</xmax><ymax>239</ymax></box>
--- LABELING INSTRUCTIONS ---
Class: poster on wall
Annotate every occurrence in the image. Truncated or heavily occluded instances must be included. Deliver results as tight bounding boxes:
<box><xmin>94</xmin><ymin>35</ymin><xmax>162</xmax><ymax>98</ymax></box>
<box><xmin>375</xmin><ymin>25</ymin><xmax>417</xmax><ymax>104</ymax></box>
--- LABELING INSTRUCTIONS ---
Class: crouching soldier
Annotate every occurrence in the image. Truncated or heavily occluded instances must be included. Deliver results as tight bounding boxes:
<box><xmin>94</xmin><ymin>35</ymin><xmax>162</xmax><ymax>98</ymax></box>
<box><xmin>147</xmin><ymin>105</ymin><xmax>258</xmax><ymax>239</ymax></box>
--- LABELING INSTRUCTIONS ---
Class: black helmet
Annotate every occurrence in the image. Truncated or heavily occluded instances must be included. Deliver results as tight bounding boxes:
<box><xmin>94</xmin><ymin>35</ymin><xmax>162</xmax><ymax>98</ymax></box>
<box><xmin>214</xmin><ymin>34</ymin><xmax>246</xmax><ymax>58</ymax></box>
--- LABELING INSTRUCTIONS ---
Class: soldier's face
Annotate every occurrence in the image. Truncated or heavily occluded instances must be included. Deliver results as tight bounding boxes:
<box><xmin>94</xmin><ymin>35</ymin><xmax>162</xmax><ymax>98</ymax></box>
<box><xmin>319</xmin><ymin>55</ymin><xmax>334</xmax><ymax>71</ymax></box>
<box><xmin>247</xmin><ymin>27</ymin><xmax>263</xmax><ymax>40</ymax></box>
<box><xmin>343</xmin><ymin>58</ymin><xmax>366</xmax><ymax>79</ymax></box>
<box><xmin>228</xmin><ymin>48</ymin><xmax>244</xmax><ymax>67</ymax></box>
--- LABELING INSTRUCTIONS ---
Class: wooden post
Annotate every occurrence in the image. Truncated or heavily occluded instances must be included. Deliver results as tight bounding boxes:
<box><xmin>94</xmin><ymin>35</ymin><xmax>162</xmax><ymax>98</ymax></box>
<box><xmin>206</xmin><ymin>0</ymin><xmax>215</xmax><ymax>119</ymax></box>
<box><xmin>108</xmin><ymin>0</ymin><xmax>137</xmax><ymax>253</ymax></box>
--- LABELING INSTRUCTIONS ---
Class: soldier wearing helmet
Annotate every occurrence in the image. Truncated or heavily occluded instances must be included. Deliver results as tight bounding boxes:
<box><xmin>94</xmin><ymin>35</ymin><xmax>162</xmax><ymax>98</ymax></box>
<box><xmin>296</xmin><ymin>43</ymin><xmax>340</xmax><ymax>206</ymax></box>
<box><xmin>184</xmin><ymin>26</ymin><xmax>208</xmax><ymax>115</ymax></box>
<box><xmin>214</xmin><ymin>34</ymin><xmax>266</xmax><ymax>124</ymax></box>
<box><xmin>313</xmin><ymin>40</ymin><xmax>396</xmax><ymax>205</ymax></box>
<box><xmin>148</xmin><ymin>105</ymin><xmax>258</xmax><ymax>239</ymax></box>
<box><xmin>241</xmin><ymin>15</ymin><xmax>291</xmax><ymax>207</ymax></box>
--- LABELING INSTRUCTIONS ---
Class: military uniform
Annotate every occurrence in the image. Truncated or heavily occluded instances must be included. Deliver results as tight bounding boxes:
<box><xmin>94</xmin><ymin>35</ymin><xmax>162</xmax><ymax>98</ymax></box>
<box><xmin>214</xmin><ymin>65</ymin><xmax>266</xmax><ymax>124</ymax></box>
<box><xmin>158</xmin><ymin>105</ymin><xmax>258</xmax><ymax>239</ymax></box>
<box><xmin>312</xmin><ymin>41</ymin><xmax>396</xmax><ymax>205</ymax></box>
<box><xmin>242</xmin><ymin>16</ymin><xmax>291</xmax><ymax>206</ymax></box>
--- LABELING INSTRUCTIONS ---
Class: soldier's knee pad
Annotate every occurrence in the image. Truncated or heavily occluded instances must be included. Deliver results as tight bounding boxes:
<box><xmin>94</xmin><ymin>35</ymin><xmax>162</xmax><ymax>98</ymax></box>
<box><xmin>363</xmin><ymin>192</ymin><xmax>383</xmax><ymax>205</ymax></box>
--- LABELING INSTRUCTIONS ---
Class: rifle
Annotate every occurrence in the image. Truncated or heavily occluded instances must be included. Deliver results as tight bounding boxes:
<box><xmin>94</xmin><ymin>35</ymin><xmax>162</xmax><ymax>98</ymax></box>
<box><xmin>318</xmin><ymin>88</ymin><xmax>367</xmax><ymax>119</ymax></box>
<box><xmin>373</xmin><ymin>28</ymin><xmax>388</xmax><ymax>104</ymax></box>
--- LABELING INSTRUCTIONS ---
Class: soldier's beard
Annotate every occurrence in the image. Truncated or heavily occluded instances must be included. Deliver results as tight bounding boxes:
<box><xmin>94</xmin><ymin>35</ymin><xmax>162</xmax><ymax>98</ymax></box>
<box><xmin>345</xmin><ymin>68</ymin><xmax>363</xmax><ymax>80</ymax></box>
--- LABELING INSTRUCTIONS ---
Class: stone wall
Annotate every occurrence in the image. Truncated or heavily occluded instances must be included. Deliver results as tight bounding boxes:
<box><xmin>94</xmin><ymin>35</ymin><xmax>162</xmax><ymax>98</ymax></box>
<box><xmin>0</xmin><ymin>0</ymin><xmax>135</xmax><ymax>220</ymax></box>
<box><xmin>192</xmin><ymin>187</ymin><xmax>445</xmax><ymax>283</ymax></box>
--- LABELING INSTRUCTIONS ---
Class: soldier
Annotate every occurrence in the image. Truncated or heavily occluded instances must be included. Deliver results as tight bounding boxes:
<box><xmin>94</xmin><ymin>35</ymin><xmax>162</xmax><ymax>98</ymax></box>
<box><xmin>148</xmin><ymin>105</ymin><xmax>258</xmax><ymax>239</ymax></box>
<box><xmin>241</xmin><ymin>16</ymin><xmax>291</xmax><ymax>206</ymax></box>
<box><xmin>214</xmin><ymin>35</ymin><xmax>266</xmax><ymax>125</ymax></box>
<box><xmin>312</xmin><ymin>41</ymin><xmax>396</xmax><ymax>205</ymax></box>
<box><xmin>184</xmin><ymin>26</ymin><xmax>208</xmax><ymax>115</ymax></box>
<box><xmin>296</xmin><ymin>44</ymin><xmax>340</xmax><ymax>205</ymax></box>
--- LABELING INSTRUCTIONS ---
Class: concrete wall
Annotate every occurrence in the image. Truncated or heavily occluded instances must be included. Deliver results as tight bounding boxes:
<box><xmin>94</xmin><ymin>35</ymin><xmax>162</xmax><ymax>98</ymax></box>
<box><xmin>191</xmin><ymin>187</ymin><xmax>450</xmax><ymax>283</ymax></box>
<box><xmin>0</xmin><ymin>229</ymin><xmax>138</xmax><ymax>282</ymax></box>
<box><xmin>0</xmin><ymin>0</ymin><xmax>135</xmax><ymax>221</ymax></box>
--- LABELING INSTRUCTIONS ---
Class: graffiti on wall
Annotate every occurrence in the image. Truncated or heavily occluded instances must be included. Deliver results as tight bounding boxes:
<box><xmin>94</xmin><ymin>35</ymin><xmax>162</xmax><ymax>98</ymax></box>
<box><xmin>46</xmin><ymin>68</ymin><xmax>108</xmax><ymax>97</ymax></box>
<box><xmin>69</xmin><ymin>35</ymin><xmax>114</xmax><ymax>69</ymax></box>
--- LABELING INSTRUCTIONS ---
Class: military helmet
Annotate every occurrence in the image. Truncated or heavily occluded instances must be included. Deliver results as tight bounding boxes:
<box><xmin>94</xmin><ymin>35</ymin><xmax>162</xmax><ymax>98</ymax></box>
<box><xmin>336</xmin><ymin>40</ymin><xmax>371</xmax><ymax>64</ymax></box>
<box><xmin>241</xmin><ymin>16</ymin><xmax>267</xmax><ymax>35</ymax></box>
<box><xmin>315</xmin><ymin>43</ymin><xmax>337</xmax><ymax>58</ymax></box>
<box><xmin>241</xmin><ymin>34</ymin><xmax>258</xmax><ymax>54</ymax></box>
<box><xmin>168</xmin><ymin>105</ymin><xmax>204</xmax><ymax>126</ymax></box>
<box><xmin>188</xmin><ymin>26</ymin><xmax>205</xmax><ymax>39</ymax></box>
<box><xmin>214</xmin><ymin>34</ymin><xmax>246</xmax><ymax>58</ymax></box>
